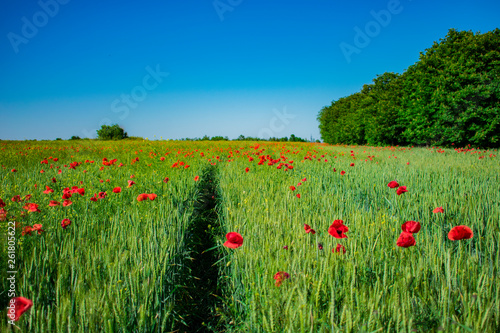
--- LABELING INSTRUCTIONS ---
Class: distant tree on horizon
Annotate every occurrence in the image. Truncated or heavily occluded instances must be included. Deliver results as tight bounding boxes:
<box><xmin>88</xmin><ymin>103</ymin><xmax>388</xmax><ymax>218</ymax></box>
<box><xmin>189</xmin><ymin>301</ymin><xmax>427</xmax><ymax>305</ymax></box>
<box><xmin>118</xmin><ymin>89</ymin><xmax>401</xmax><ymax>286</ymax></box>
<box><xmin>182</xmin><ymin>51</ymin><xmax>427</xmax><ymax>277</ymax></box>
<box><xmin>97</xmin><ymin>124</ymin><xmax>128</xmax><ymax>140</ymax></box>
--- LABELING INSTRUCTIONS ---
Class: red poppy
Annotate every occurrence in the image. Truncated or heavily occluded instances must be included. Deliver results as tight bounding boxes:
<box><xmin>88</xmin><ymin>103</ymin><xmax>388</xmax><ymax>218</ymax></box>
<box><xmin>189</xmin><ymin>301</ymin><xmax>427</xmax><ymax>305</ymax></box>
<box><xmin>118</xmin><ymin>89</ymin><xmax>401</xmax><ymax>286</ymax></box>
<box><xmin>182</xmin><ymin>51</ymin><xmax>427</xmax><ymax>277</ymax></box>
<box><xmin>302</xmin><ymin>178</ymin><xmax>307</xmax><ymax>181</ymax></box>
<box><xmin>137</xmin><ymin>193</ymin><xmax>149</xmax><ymax>202</ymax></box>
<box><xmin>396</xmin><ymin>232</ymin><xmax>415</xmax><ymax>247</ymax></box>
<box><xmin>11</xmin><ymin>195</ymin><xmax>21</xmax><ymax>202</ymax></box>
<box><xmin>7</xmin><ymin>297</ymin><xmax>33</xmax><ymax>322</ymax></box>
<box><xmin>318</xmin><ymin>243</ymin><xmax>323</xmax><ymax>250</ymax></box>
<box><xmin>113</xmin><ymin>187</ymin><xmax>122</xmax><ymax>193</ymax></box>
<box><xmin>273</xmin><ymin>271</ymin><xmax>290</xmax><ymax>287</ymax></box>
<box><xmin>51</xmin><ymin>177</ymin><xmax>57</xmax><ymax>183</ymax></box>
<box><xmin>0</xmin><ymin>198</ymin><xmax>5</xmax><ymax>208</ymax></box>
<box><xmin>401</xmin><ymin>221</ymin><xmax>421</xmax><ymax>234</ymax></box>
<box><xmin>448</xmin><ymin>226</ymin><xmax>473</xmax><ymax>241</ymax></box>
<box><xmin>304</xmin><ymin>224</ymin><xmax>315</xmax><ymax>234</ymax></box>
<box><xmin>76</xmin><ymin>188</ymin><xmax>85</xmax><ymax>196</ymax></box>
<box><xmin>350</xmin><ymin>163</ymin><xmax>354</xmax><ymax>167</ymax></box>
<box><xmin>21</xmin><ymin>226</ymin><xmax>32</xmax><ymax>236</ymax></box>
<box><xmin>387</xmin><ymin>180</ymin><xmax>399</xmax><ymax>188</ymax></box>
<box><xmin>194</xmin><ymin>176</ymin><xmax>200</xmax><ymax>181</ymax></box>
<box><xmin>32</xmin><ymin>224</ymin><xmax>44</xmax><ymax>234</ymax></box>
<box><xmin>24</xmin><ymin>194</ymin><xmax>32</xmax><ymax>201</ymax></box>
<box><xmin>62</xmin><ymin>200</ymin><xmax>72</xmax><ymax>207</ymax></box>
<box><xmin>24</xmin><ymin>203</ymin><xmax>41</xmax><ymax>213</ymax></box>
<box><xmin>11</xmin><ymin>169</ymin><xmax>17</xmax><ymax>172</ymax></box>
<box><xmin>61</xmin><ymin>219</ymin><xmax>71</xmax><ymax>229</ymax></box>
<box><xmin>90</xmin><ymin>195</ymin><xmax>98</xmax><ymax>202</ymax></box>
<box><xmin>296</xmin><ymin>194</ymin><xmax>301</xmax><ymax>199</ymax></box>
<box><xmin>127</xmin><ymin>180</ymin><xmax>136</xmax><ymax>188</ymax></box>
<box><xmin>328</xmin><ymin>220</ymin><xmax>348</xmax><ymax>238</ymax></box>
<box><xmin>396</xmin><ymin>186</ymin><xmax>408</xmax><ymax>195</ymax></box>
<box><xmin>245</xmin><ymin>167</ymin><xmax>250</xmax><ymax>173</ymax></box>
<box><xmin>147</xmin><ymin>193</ymin><xmax>157</xmax><ymax>201</ymax></box>
<box><xmin>340</xmin><ymin>171</ymin><xmax>346</xmax><ymax>175</ymax></box>
<box><xmin>334</xmin><ymin>244</ymin><xmax>346</xmax><ymax>254</ymax></box>
<box><xmin>163</xmin><ymin>177</ymin><xmax>169</xmax><ymax>183</ymax></box>
<box><xmin>62</xmin><ymin>192</ymin><xmax>72</xmax><ymax>200</ymax></box>
<box><xmin>283</xmin><ymin>245</ymin><xmax>288</xmax><ymax>250</ymax></box>
<box><xmin>290</xmin><ymin>186</ymin><xmax>296</xmax><ymax>191</ymax></box>
<box><xmin>0</xmin><ymin>208</ymin><xmax>6</xmax><ymax>221</ymax></box>
<box><xmin>49</xmin><ymin>200</ymin><xmax>60</xmax><ymax>207</ymax></box>
<box><xmin>223</xmin><ymin>232</ymin><xmax>243</xmax><ymax>248</ymax></box>
<box><xmin>98</xmin><ymin>192</ymin><xmax>107</xmax><ymax>199</ymax></box>
<box><xmin>43</xmin><ymin>186</ymin><xmax>54</xmax><ymax>194</ymax></box>
<box><xmin>433</xmin><ymin>207</ymin><xmax>444</xmax><ymax>213</ymax></box>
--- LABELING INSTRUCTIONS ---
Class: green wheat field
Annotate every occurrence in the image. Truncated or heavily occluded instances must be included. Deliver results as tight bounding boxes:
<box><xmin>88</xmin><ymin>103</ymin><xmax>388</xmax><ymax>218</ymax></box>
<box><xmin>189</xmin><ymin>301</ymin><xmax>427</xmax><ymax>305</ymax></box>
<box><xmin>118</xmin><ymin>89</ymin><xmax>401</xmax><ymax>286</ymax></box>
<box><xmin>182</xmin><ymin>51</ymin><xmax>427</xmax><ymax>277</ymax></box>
<box><xmin>1</xmin><ymin>140</ymin><xmax>499</xmax><ymax>332</ymax></box>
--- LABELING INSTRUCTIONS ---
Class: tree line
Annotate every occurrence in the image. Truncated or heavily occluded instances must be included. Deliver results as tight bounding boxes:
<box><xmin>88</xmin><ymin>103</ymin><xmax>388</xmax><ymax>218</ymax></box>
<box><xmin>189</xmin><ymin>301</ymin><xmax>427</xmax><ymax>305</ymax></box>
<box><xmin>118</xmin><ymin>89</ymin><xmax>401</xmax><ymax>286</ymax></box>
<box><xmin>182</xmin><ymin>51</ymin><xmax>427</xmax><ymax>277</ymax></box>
<box><xmin>317</xmin><ymin>28</ymin><xmax>500</xmax><ymax>148</ymax></box>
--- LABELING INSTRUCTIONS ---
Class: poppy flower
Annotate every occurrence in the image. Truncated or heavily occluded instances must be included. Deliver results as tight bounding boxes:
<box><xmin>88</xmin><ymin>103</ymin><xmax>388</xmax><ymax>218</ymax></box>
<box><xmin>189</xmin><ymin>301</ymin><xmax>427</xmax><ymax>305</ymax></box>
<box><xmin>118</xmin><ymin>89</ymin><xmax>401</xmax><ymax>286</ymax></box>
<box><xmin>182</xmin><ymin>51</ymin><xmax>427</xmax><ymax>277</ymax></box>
<box><xmin>396</xmin><ymin>232</ymin><xmax>416</xmax><ymax>247</ymax></box>
<box><xmin>11</xmin><ymin>169</ymin><xmax>17</xmax><ymax>172</ymax></box>
<box><xmin>7</xmin><ymin>297</ymin><xmax>33</xmax><ymax>322</ymax></box>
<box><xmin>290</xmin><ymin>186</ymin><xmax>296</xmax><ymax>191</ymax></box>
<box><xmin>147</xmin><ymin>193</ymin><xmax>157</xmax><ymax>201</ymax></box>
<box><xmin>387</xmin><ymin>181</ymin><xmax>399</xmax><ymax>188</ymax></box>
<box><xmin>62</xmin><ymin>200</ymin><xmax>72</xmax><ymax>207</ymax></box>
<box><xmin>245</xmin><ymin>167</ymin><xmax>249</xmax><ymax>173</ymax></box>
<box><xmin>296</xmin><ymin>194</ymin><xmax>301</xmax><ymax>199</ymax></box>
<box><xmin>61</xmin><ymin>219</ymin><xmax>71</xmax><ymax>229</ymax></box>
<box><xmin>98</xmin><ymin>192</ymin><xmax>107</xmax><ymax>199</ymax></box>
<box><xmin>21</xmin><ymin>226</ymin><xmax>32</xmax><ymax>236</ymax></box>
<box><xmin>273</xmin><ymin>271</ymin><xmax>290</xmax><ymax>287</ymax></box>
<box><xmin>334</xmin><ymin>244</ymin><xmax>346</xmax><ymax>254</ymax></box>
<box><xmin>32</xmin><ymin>224</ymin><xmax>44</xmax><ymax>234</ymax></box>
<box><xmin>43</xmin><ymin>186</ymin><xmax>54</xmax><ymax>194</ymax></box>
<box><xmin>62</xmin><ymin>192</ymin><xmax>72</xmax><ymax>200</ymax></box>
<box><xmin>0</xmin><ymin>198</ymin><xmax>5</xmax><ymax>208</ymax></box>
<box><xmin>401</xmin><ymin>221</ymin><xmax>421</xmax><ymax>234</ymax></box>
<box><xmin>283</xmin><ymin>245</ymin><xmax>288</xmax><ymax>250</ymax></box>
<box><xmin>24</xmin><ymin>203</ymin><xmax>40</xmax><ymax>213</ymax></box>
<box><xmin>350</xmin><ymin>163</ymin><xmax>355</xmax><ymax>167</ymax></box>
<box><xmin>0</xmin><ymin>208</ymin><xmax>6</xmax><ymax>221</ymax></box>
<box><xmin>340</xmin><ymin>171</ymin><xmax>346</xmax><ymax>175</ymax></box>
<box><xmin>49</xmin><ymin>200</ymin><xmax>60</xmax><ymax>207</ymax></box>
<box><xmin>51</xmin><ymin>177</ymin><xmax>57</xmax><ymax>183</ymax></box>
<box><xmin>194</xmin><ymin>176</ymin><xmax>200</xmax><ymax>181</ymax></box>
<box><xmin>11</xmin><ymin>195</ymin><xmax>21</xmax><ymax>202</ymax></box>
<box><xmin>328</xmin><ymin>220</ymin><xmax>348</xmax><ymax>238</ymax></box>
<box><xmin>223</xmin><ymin>232</ymin><xmax>243</xmax><ymax>248</ymax></box>
<box><xmin>90</xmin><ymin>195</ymin><xmax>98</xmax><ymax>202</ymax></box>
<box><xmin>163</xmin><ymin>177</ymin><xmax>169</xmax><ymax>183</ymax></box>
<box><xmin>448</xmin><ymin>226</ymin><xmax>473</xmax><ymax>241</ymax></box>
<box><xmin>304</xmin><ymin>224</ymin><xmax>315</xmax><ymax>234</ymax></box>
<box><xmin>318</xmin><ymin>243</ymin><xmax>323</xmax><ymax>250</ymax></box>
<box><xmin>127</xmin><ymin>180</ymin><xmax>136</xmax><ymax>188</ymax></box>
<box><xmin>396</xmin><ymin>186</ymin><xmax>408</xmax><ymax>195</ymax></box>
<box><xmin>302</xmin><ymin>178</ymin><xmax>307</xmax><ymax>181</ymax></box>
<box><xmin>76</xmin><ymin>188</ymin><xmax>85</xmax><ymax>196</ymax></box>
<box><xmin>433</xmin><ymin>207</ymin><xmax>444</xmax><ymax>213</ymax></box>
<box><xmin>113</xmin><ymin>187</ymin><xmax>122</xmax><ymax>193</ymax></box>
<box><xmin>137</xmin><ymin>193</ymin><xmax>149</xmax><ymax>202</ymax></box>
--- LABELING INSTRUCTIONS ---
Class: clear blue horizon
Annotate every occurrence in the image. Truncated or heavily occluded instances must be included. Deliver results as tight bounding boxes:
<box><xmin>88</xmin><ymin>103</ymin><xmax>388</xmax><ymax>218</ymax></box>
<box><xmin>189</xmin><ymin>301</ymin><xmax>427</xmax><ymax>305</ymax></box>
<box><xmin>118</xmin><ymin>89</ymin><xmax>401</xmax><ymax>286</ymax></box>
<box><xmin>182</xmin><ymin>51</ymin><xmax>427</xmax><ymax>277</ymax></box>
<box><xmin>1</xmin><ymin>0</ymin><xmax>499</xmax><ymax>141</ymax></box>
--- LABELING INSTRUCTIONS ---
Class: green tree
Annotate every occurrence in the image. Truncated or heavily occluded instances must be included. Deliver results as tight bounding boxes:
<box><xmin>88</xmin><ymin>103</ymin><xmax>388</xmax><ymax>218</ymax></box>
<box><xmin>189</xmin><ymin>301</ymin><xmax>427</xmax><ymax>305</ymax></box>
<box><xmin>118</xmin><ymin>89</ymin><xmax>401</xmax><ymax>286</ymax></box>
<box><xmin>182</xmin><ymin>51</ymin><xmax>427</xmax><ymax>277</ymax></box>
<box><xmin>96</xmin><ymin>124</ymin><xmax>128</xmax><ymax>140</ymax></box>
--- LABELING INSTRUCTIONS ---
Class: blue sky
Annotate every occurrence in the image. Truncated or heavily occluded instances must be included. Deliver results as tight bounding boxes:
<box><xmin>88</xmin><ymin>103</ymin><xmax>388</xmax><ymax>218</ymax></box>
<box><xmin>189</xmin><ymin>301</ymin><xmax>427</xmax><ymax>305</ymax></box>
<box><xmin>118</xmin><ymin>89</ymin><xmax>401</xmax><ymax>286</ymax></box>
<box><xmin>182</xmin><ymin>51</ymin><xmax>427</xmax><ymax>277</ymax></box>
<box><xmin>0</xmin><ymin>0</ymin><xmax>498</xmax><ymax>141</ymax></box>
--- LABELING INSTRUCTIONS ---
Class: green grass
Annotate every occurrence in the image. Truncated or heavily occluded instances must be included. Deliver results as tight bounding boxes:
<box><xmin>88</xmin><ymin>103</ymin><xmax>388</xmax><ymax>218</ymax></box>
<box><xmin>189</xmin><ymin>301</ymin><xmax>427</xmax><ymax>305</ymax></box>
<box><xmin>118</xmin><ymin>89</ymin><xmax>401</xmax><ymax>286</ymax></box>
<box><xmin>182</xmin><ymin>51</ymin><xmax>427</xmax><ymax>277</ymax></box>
<box><xmin>1</xmin><ymin>140</ymin><xmax>499</xmax><ymax>332</ymax></box>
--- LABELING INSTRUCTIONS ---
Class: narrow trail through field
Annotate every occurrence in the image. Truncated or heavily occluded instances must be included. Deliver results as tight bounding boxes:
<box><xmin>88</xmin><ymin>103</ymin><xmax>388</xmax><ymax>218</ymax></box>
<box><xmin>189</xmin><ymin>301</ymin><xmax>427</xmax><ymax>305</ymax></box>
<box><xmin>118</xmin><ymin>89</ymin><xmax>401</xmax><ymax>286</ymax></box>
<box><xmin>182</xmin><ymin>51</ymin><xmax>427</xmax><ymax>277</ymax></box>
<box><xmin>173</xmin><ymin>166</ymin><xmax>225</xmax><ymax>332</ymax></box>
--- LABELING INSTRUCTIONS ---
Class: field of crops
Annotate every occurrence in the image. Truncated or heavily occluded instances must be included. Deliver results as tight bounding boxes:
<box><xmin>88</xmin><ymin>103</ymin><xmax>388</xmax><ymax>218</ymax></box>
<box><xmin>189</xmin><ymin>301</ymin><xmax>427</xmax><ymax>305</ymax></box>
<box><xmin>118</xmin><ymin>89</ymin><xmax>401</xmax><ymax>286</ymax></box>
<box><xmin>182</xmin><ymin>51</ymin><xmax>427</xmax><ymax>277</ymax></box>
<box><xmin>1</xmin><ymin>140</ymin><xmax>499</xmax><ymax>332</ymax></box>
